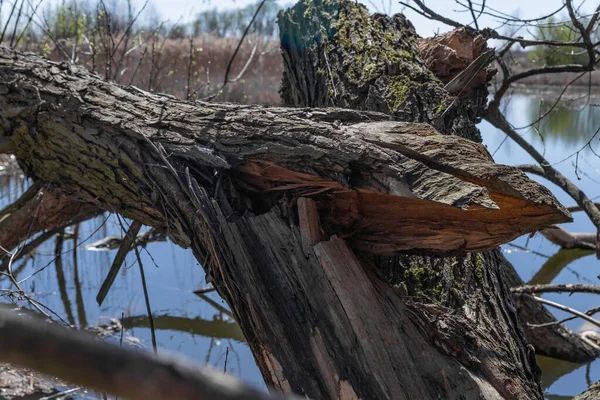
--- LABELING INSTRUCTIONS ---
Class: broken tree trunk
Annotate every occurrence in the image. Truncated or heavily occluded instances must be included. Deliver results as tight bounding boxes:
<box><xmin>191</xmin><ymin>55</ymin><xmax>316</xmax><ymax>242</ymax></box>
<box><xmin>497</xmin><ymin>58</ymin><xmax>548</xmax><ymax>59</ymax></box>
<box><xmin>0</xmin><ymin>50</ymin><xmax>557</xmax><ymax>400</ymax></box>
<box><xmin>0</xmin><ymin>3</ymin><xmax>583</xmax><ymax>400</ymax></box>
<box><xmin>278</xmin><ymin>0</ymin><xmax>598</xmax><ymax>366</ymax></box>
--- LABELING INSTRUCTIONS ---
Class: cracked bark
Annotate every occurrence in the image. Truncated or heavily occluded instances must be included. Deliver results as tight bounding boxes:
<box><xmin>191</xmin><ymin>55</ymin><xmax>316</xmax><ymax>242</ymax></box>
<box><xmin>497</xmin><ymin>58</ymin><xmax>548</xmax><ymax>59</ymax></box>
<box><xmin>0</xmin><ymin>1</ymin><xmax>592</xmax><ymax>398</ymax></box>
<box><xmin>278</xmin><ymin>0</ymin><xmax>598</xmax><ymax>367</ymax></box>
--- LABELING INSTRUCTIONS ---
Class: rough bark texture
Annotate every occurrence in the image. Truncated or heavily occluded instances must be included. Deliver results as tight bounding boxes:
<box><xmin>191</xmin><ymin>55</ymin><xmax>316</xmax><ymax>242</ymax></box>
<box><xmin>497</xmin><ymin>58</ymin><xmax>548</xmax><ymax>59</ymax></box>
<box><xmin>278</xmin><ymin>0</ymin><xmax>485</xmax><ymax>140</ymax></box>
<box><xmin>575</xmin><ymin>381</ymin><xmax>600</xmax><ymax>400</ymax></box>
<box><xmin>0</xmin><ymin>45</ymin><xmax>553</xmax><ymax>398</ymax></box>
<box><xmin>278</xmin><ymin>0</ymin><xmax>598</xmax><ymax>393</ymax></box>
<box><xmin>0</xmin><ymin>50</ymin><xmax>567</xmax><ymax>256</ymax></box>
<box><xmin>0</xmin><ymin>2</ymin><xmax>588</xmax><ymax>399</ymax></box>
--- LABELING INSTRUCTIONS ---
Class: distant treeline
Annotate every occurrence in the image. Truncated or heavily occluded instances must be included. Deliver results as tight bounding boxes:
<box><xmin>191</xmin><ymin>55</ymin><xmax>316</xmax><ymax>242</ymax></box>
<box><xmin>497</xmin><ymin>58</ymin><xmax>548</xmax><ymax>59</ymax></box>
<box><xmin>38</xmin><ymin>0</ymin><xmax>285</xmax><ymax>40</ymax></box>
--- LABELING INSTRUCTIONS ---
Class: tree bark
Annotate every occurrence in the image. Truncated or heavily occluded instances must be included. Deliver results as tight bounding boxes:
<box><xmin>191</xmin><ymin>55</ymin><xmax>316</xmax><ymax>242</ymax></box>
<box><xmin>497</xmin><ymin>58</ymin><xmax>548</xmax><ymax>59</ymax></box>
<box><xmin>0</xmin><ymin>184</ymin><xmax>99</xmax><ymax>261</ymax></box>
<box><xmin>575</xmin><ymin>382</ymin><xmax>600</xmax><ymax>400</ymax></box>
<box><xmin>0</xmin><ymin>308</ymin><xmax>296</xmax><ymax>400</ymax></box>
<box><xmin>278</xmin><ymin>0</ymin><xmax>599</xmax><ymax>365</ymax></box>
<box><xmin>0</xmin><ymin>2</ymin><xmax>588</xmax><ymax>399</ymax></box>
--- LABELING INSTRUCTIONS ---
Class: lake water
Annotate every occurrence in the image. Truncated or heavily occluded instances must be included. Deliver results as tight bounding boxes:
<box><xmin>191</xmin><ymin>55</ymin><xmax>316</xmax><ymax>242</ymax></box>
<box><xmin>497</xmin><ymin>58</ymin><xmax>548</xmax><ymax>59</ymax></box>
<box><xmin>1</xmin><ymin>93</ymin><xmax>599</xmax><ymax>399</ymax></box>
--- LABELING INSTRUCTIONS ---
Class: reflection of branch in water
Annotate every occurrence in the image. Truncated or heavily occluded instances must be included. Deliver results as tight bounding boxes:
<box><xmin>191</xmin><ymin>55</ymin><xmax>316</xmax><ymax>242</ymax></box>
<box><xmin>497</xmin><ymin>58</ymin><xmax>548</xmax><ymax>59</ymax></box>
<box><xmin>227</xmin><ymin>338</ymin><xmax>242</xmax><ymax>376</ymax></box>
<box><xmin>528</xmin><ymin>248</ymin><xmax>594</xmax><ymax>285</ymax></box>
<box><xmin>72</xmin><ymin>223</ymin><xmax>87</xmax><ymax>328</ymax></box>
<box><xmin>205</xmin><ymin>337</ymin><xmax>217</xmax><ymax>366</ymax></box>
<box><xmin>54</xmin><ymin>231</ymin><xmax>75</xmax><ymax>326</ymax></box>
<box><xmin>537</xmin><ymin>354</ymin><xmax>587</xmax><ymax>392</ymax></box>
<box><xmin>121</xmin><ymin>314</ymin><xmax>245</xmax><ymax>342</ymax></box>
<box><xmin>194</xmin><ymin>292</ymin><xmax>234</xmax><ymax>319</ymax></box>
<box><xmin>0</xmin><ymin>228</ymin><xmax>61</xmax><ymax>271</ymax></box>
<box><xmin>506</xmin><ymin>242</ymin><xmax>550</xmax><ymax>258</ymax></box>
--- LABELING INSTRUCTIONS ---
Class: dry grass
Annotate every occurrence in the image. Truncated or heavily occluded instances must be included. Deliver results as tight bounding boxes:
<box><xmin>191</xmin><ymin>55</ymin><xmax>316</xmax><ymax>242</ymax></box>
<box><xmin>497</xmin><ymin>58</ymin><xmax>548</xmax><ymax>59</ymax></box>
<box><xmin>18</xmin><ymin>34</ymin><xmax>284</xmax><ymax>105</ymax></box>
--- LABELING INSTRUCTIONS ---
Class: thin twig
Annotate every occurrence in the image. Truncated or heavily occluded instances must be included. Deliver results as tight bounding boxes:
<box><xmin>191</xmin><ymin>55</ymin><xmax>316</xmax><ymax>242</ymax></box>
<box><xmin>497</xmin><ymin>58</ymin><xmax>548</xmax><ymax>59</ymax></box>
<box><xmin>96</xmin><ymin>220</ymin><xmax>142</xmax><ymax>306</ymax></box>
<box><xmin>201</xmin><ymin>0</ymin><xmax>266</xmax><ymax>101</ymax></box>
<box><xmin>223</xmin><ymin>346</ymin><xmax>229</xmax><ymax>374</ymax></box>
<box><xmin>512</xmin><ymin>284</ymin><xmax>600</xmax><ymax>295</ymax></box>
<box><xmin>524</xmin><ymin>294</ymin><xmax>600</xmax><ymax>329</ymax></box>
<box><xmin>485</xmin><ymin>108</ymin><xmax>600</xmax><ymax>257</ymax></box>
<box><xmin>133</xmin><ymin>245</ymin><xmax>157</xmax><ymax>355</ymax></box>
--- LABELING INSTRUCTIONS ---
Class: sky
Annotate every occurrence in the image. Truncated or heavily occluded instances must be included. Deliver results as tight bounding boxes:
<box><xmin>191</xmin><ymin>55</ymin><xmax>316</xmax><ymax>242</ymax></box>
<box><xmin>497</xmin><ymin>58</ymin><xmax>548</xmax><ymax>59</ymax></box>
<box><xmin>119</xmin><ymin>0</ymin><xmax>595</xmax><ymax>38</ymax></box>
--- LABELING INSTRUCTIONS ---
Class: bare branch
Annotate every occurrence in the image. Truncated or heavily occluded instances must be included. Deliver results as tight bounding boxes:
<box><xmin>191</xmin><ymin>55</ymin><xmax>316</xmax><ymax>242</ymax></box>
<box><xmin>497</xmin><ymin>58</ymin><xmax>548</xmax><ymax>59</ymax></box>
<box><xmin>399</xmin><ymin>0</ymin><xmax>464</xmax><ymax>30</ymax></box>
<box><xmin>521</xmin><ymin>294</ymin><xmax>600</xmax><ymax>330</ymax></box>
<box><xmin>485</xmin><ymin>111</ymin><xmax>600</xmax><ymax>252</ymax></box>
<box><xmin>539</xmin><ymin>225</ymin><xmax>596</xmax><ymax>250</ymax></box>
<box><xmin>201</xmin><ymin>0</ymin><xmax>266</xmax><ymax>101</ymax></box>
<box><xmin>512</xmin><ymin>283</ymin><xmax>600</xmax><ymax>295</ymax></box>
<box><xmin>585</xmin><ymin>5</ymin><xmax>600</xmax><ymax>36</ymax></box>
<box><xmin>491</xmin><ymin>64</ymin><xmax>591</xmax><ymax>108</ymax></box>
<box><xmin>0</xmin><ymin>308</ymin><xmax>299</xmax><ymax>400</ymax></box>
<box><xmin>565</xmin><ymin>0</ymin><xmax>597</xmax><ymax>69</ymax></box>
<box><xmin>466</xmin><ymin>0</ymin><xmax>480</xmax><ymax>30</ymax></box>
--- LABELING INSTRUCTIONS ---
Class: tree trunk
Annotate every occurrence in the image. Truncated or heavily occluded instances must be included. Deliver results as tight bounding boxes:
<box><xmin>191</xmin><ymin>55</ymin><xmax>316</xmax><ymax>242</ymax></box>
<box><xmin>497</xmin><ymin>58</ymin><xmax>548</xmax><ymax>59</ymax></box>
<box><xmin>0</xmin><ymin>2</ymin><xmax>587</xmax><ymax>399</ymax></box>
<box><xmin>278</xmin><ymin>0</ymin><xmax>598</xmax><ymax>365</ymax></box>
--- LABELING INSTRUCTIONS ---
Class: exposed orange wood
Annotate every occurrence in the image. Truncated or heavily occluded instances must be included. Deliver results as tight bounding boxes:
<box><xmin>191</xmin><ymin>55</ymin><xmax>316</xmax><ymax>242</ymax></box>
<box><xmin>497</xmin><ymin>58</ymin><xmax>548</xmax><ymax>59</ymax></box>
<box><xmin>235</xmin><ymin>160</ymin><xmax>570</xmax><ymax>255</ymax></box>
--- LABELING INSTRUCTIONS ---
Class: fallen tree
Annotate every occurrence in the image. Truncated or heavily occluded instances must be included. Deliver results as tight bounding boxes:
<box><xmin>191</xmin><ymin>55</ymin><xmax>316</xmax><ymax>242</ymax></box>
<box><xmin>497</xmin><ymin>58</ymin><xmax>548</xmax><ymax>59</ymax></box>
<box><xmin>0</xmin><ymin>0</ymin><xmax>596</xmax><ymax>398</ymax></box>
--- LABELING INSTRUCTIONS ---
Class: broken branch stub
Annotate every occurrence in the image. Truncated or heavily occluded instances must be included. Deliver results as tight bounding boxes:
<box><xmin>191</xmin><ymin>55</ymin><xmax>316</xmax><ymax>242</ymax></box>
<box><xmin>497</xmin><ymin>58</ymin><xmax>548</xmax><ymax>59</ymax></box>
<box><xmin>0</xmin><ymin>47</ymin><xmax>570</xmax><ymax>255</ymax></box>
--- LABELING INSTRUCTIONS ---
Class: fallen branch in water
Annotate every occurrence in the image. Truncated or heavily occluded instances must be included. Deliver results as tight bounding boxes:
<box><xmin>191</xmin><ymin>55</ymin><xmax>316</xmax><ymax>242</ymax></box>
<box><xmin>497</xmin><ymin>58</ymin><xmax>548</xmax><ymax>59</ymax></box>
<box><xmin>540</xmin><ymin>225</ymin><xmax>597</xmax><ymax>250</ymax></box>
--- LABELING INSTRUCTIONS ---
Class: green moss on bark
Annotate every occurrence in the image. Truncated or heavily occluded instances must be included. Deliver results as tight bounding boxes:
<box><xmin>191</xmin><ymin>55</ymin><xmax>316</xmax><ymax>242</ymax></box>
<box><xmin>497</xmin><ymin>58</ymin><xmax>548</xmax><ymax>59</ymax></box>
<box><xmin>279</xmin><ymin>0</ymin><xmax>482</xmax><ymax>141</ymax></box>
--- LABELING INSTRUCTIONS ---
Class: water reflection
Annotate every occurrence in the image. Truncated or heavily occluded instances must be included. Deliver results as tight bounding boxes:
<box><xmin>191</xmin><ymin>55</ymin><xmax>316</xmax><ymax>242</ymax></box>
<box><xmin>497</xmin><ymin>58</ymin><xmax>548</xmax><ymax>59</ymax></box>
<box><xmin>0</xmin><ymin>180</ymin><xmax>265</xmax><ymax>397</ymax></box>
<box><xmin>524</xmin><ymin>96</ymin><xmax>600</xmax><ymax>146</ymax></box>
<box><xmin>495</xmin><ymin>94</ymin><xmax>600</xmax><ymax>157</ymax></box>
<box><xmin>484</xmin><ymin>93</ymin><xmax>600</xmax><ymax>398</ymax></box>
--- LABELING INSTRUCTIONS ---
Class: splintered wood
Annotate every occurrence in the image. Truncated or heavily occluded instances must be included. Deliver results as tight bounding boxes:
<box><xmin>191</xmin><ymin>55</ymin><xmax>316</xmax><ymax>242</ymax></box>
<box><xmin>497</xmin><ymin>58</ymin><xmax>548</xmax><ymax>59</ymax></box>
<box><xmin>236</xmin><ymin>123</ymin><xmax>571</xmax><ymax>254</ymax></box>
<box><xmin>0</xmin><ymin>47</ymin><xmax>570</xmax><ymax>256</ymax></box>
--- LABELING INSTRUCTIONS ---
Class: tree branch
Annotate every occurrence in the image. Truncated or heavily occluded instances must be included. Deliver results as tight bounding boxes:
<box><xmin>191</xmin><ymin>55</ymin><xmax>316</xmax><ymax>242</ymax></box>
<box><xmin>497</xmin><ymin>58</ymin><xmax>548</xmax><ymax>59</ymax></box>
<box><xmin>512</xmin><ymin>284</ymin><xmax>600</xmax><ymax>295</ymax></box>
<box><xmin>0</xmin><ymin>307</ymin><xmax>298</xmax><ymax>400</ymax></box>
<box><xmin>484</xmin><ymin>108</ymin><xmax>600</xmax><ymax>257</ymax></box>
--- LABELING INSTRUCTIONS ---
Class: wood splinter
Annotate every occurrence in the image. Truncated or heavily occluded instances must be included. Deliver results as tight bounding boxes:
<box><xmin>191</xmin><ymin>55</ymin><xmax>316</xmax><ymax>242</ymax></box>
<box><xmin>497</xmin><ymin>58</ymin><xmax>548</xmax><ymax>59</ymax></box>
<box><xmin>298</xmin><ymin>197</ymin><xmax>323</xmax><ymax>256</ymax></box>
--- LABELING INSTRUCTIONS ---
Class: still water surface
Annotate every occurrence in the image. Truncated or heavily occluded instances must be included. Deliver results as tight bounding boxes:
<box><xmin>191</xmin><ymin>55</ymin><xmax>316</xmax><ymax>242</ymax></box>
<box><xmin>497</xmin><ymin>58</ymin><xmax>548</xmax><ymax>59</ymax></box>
<box><xmin>1</xmin><ymin>93</ymin><xmax>599</xmax><ymax>399</ymax></box>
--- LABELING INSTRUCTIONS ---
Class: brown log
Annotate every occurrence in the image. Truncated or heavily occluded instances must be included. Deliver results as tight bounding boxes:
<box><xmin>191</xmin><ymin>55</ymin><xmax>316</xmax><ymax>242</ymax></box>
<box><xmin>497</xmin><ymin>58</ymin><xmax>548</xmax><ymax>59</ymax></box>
<box><xmin>0</xmin><ymin>48</ymin><xmax>569</xmax><ymax>256</ymax></box>
<box><xmin>277</xmin><ymin>0</ymin><xmax>597</xmax><ymax>370</ymax></box>
<box><xmin>0</xmin><ymin>307</ymin><xmax>297</xmax><ymax>400</ymax></box>
<box><xmin>0</xmin><ymin>1</ymin><xmax>583</xmax><ymax>399</ymax></box>
<box><xmin>0</xmin><ymin>45</ymin><xmax>545</xmax><ymax>398</ymax></box>
<box><xmin>0</xmin><ymin>185</ymin><xmax>99</xmax><ymax>261</ymax></box>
